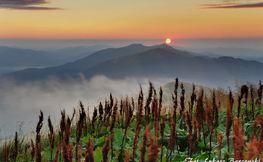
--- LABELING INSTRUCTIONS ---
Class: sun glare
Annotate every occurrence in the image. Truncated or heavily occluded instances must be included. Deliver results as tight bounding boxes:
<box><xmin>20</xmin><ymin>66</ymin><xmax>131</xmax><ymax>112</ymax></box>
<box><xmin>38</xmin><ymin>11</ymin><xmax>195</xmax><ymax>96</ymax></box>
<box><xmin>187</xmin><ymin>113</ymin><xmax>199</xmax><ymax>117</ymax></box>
<box><xmin>166</xmin><ymin>38</ymin><xmax>171</xmax><ymax>44</ymax></box>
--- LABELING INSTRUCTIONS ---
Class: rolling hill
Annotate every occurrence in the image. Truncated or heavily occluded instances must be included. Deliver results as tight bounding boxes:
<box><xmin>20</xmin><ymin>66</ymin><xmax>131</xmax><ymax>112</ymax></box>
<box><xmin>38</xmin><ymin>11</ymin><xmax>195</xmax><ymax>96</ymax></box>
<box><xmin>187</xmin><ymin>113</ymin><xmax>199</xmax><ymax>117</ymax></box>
<box><xmin>2</xmin><ymin>44</ymin><xmax>191</xmax><ymax>81</ymax></box>
<box><xmin>81</xmin><ymin>48</ymin><xmax>263</xmax><ymax>86</ymax></box>
<box><xmin>0</xmin><ymin>45</ymin><xmax>110</xmax><ymax>73</ymax></box>
<box><xmin>2</xmin><ymin>44</ymin><xmax>263</xmax><ymax>87</ymax></box>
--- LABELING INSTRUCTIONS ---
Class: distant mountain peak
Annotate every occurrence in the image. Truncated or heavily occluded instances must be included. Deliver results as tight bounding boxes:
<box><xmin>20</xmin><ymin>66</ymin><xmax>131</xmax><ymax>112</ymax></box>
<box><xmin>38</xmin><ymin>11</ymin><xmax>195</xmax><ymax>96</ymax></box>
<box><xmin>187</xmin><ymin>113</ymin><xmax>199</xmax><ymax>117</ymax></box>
<box><xmin>150</xmin><ymin>44</ymin><xmax>193</xmax><ymax>57</ymax></box>
<box><xmin>124</xmin><ymin>43</ymin><xmax>145</xmax><ymax>48</ymax></box>
<box><xmin>154</xmin><ymin>43</ymin><xmax>172</xmax><ymax>48</ymax></box>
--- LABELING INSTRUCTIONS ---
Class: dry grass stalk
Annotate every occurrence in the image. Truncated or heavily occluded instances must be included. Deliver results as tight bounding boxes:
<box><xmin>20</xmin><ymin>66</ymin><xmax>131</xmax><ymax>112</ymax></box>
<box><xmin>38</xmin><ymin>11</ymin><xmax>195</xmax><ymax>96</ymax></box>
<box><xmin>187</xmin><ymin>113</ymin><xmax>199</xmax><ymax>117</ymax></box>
<box><xmin>104</xmin><ymin>100</ymin><xmax>109</xmax><ymax>125</ymax></box>
<box><xmin>59</xmin><ymin>109</ymin><xmax>66</xmax><ymax>162</ymax></box>
<box><xmin>131</xmin><ymin>97</ymin><xmax>135</xmax><ymax>113</ymax></box>
<box><xmin>99</xmin><ymin>102</ymin><xmax>104</xmax><ymax>121</ymax></box>
<box><xmin>186</xmin><ymin>111</ymin><xmax>193</xmax><ymax>156</ymax></box>
<box><xmin>212</xmin><ymin>90</ymin><xmax>218</xmax><ymax>123</ymax></box>
<box><xmin>110</xmin><ymin>100</ymin><xmax>118</xmax><ymax>132</ymax></box>
<box><xmin>172</xmin><ymin>78</ymin><xmax>179</xmax><ymax>123</ymax></box>
<box><xmin>110</xmin><ymin>101</ymin><xmax>118</xmax><ymax>158</ymax></box>
<box><xmin>71</xmin><ymin>108</ymin><xmax>76</xmax><ymax>123</ymax></box>
<box><xmin>247</xmin><ymin>137</ymin><xmax>259</xmax><ymax>160</ymax></box>
<box><xmin>124</xmin><ymin>97</ymin><xmax>133</xmax><ymax>129</ymax></box>
<box><xmin>119</xmin><ymin>98</ymin><xmax>134</xmax><ymax>161</ymax></box>
<box><xmin>140</xmin><ymin>126</ymin><xmax>149</xmax><ymax>162</ymax></box>
<box><xmin>148</xmin><ymin>132</ymin><xmax>160</xmax><ymax>162</ymax></box>
<box><xmin>232</xmin><ymin>117</ymin><xmax>244</xmax><ymax>160</ymax></box>
<box><xmin>237</xmin><ymin>95</ymin><xmax>242</xmax><ymax>118</ymax></box>
<box><xmin>83</xmin><ymin>113</ymin><xmax>88</xmax><ymax>136</ymax></box>
<box><xmin>53</xmin><ymin>142</ymin><xmax>61</xmax><ymax>162</ymax></box>
<box><xmin>110</xmin><ymin>93</ymin><xmax>114</xmax><ymax>111</ymax></box>
<box><xmin>190</xmin><ymin>84</ymin><xmax>196</xmax><ymax>120</ymax></box>
<box><xmin>62</xmin><ymin>141</ymin><xmax>73</xmax><ymax>162</ymax></box>
<box><xmin>36</xmin><ymin>110</ymin><xmax>43</xmax><ymax>162</ymax></box>
<box><xmin>180</xmin><ymin>83</ymin><xmax>185</xmax><ymax>118</ymax></box>
<box><xmin>192</xmin><ymin>117</ymin><xmax>198</xmax><ymax>155</ymax></box>
<box><xmin>48</xmin><ymin>115</ymin><xmax>55</xmax><ymax>161</ymax></box>
<box><xmin>206</xmin><ymin>103</ymin><xmax>213</xmax><ymax>157</ymax></box>
<box><xmin>217</xmin><ymin>132</ymin><xmax>224</xmax><ymax>160</ymax></box>
<box><xmin>168</xmin><ymin>122</ymin><xmax>176</xmax><ymax>152</ymax></box>
<box><xmin>132</xmin><ymin>86</ymin><xmax>143</xmax><ymax>162</ymax></box>
<box><xmin>64</xmin><ymin>116</ymin><xmax>72</xmax><ymax>146</ymax></box>
<box><xmin>213</xmin><ymin>90</ymin><xmax>219</xmax><ymax>142</ymax></box>
<box><xmin>241</xmin><ymin>85</ymin><xmax>249</xmax><ymax>122</ymax></box>
<box><xmin>158</xmin><ymin>87</ymin><xmax>163</xmax><ymax>121</ymax></box>
<box><xmin>154</xmin><ymin>121</ymin><xmax>159</xmax><ymax>138</ymax></box>
<box><xmin>195</xmin><ymin>89</ymin><xmax>204</xmax><ymax>139</ymax></box>
<box><xmin>3</xmin><ymin>143</ymin><xmax>9</xmax><ymax>162</ymax></box>
<box><xmin>76</xmin><ymin>101</ymin><xmax>86</xmax><ymax>162</ymax></box>
<box><xmin>30</xmin><ymin>139</ymin><xmax>35</xmax><ymax>161</ymax></box>
<box><xmin>190</xmin><ymin>117</ymin><xmax>198</xmax><ymax>157</ymax></box>
<box><xmin>171</xmin><ymin>78</ymin><xmax>179</xmax><ymax>155</ymax></box>
<box><xmin>85</xmin><ymin>139</ymin><xmax>95</xmax><ymax>162</ymax></box>
<box><xmin>250</xmin><ymin>85</ymin><xmax>255</xmax><ymax>120</ymax></box>
<box><xmin>14</xmin><ymin>132</ymin><xmax>18</xmax><ymax>162</ymax></box>
<box><xmin>160</xmin><ymin>115</ymin><xmax>165</xmax><ymax>138</ymax></box>
<box><xmin>68</xmin><ymin>144</ymin><xmax>74</xmax><ymax>162</ymax></box>
<box><xmin>60</xmin><ymin>109</ymin><xmax>66</xmax><ymax>139</ymax></box>
<box><xmin>160</xmin><ymin>115</ymin><xmax>165</xmax><ymax>162</ymax></box>
<box><xmin>151</xmin><ymin>89</ymin><xmax>158</xmax><ymax>122</ymax></box>
<box><xmin>36</xmin><ymin>141</ymin><xmax>42</xmax><ymax>162</ymax></box>
<box><xmin>102</xmin><ymin>135</ymin><xmax>111</xmax><ymax>162</ymax></box>
<box><xmin>24</xmin><ymin>143</ymin><xmax>30</xmax><ymax>162</ymax></box>
<box><xmin>257</xmin><ymin>115</ymin><xmax>263</xmax><ymax>153</ymax></box>
<box><xmin>105</xmin><ymin>94</ymin><xmax>114</xmax><ymax>127</ymax></box>
<box><xmin>145</xmin><ymin>82</ymin><xmax>153</xmax><ymax>124</ymax></box>
<box><xmin>195</xmin><ymin>89</ymin><xmax>206</xmax><ymax>152</ymax></box>
<box><xmin>187</xmin><ymin>111</ymin><xmax>198</xmax><ymax>156</ymax></box>
<box><xmin>91</xmin><ymin>107</ymin><xmax>97</xmax><ymax>135</ymax></box>
<box><xmin>168</xmin><ymin>122</ymin><xmax>176</xmax><ymax>161</ymax></box>
<box><xmin>120</xmin><ymin>98</ymin><xmax>123</xmax><ymax>121</ymax></box>
<box><xmin>186</xmin><ymin>111</ymin><xmax>193</xmax><ymax>135</ymax></box>
<box><xmin>256</xmin><ymin>81</ymin><xmax>263</xmax><ymax>113</ymax></box>
<box><xmin>98</xmin><ymin>102</ymin><xmax>104</xmax><ymax>136</ymax></box>
<box><xmin>226</xmin><ymin>91</ymin><xmax>234</xmax><ymax>152</ymax></box>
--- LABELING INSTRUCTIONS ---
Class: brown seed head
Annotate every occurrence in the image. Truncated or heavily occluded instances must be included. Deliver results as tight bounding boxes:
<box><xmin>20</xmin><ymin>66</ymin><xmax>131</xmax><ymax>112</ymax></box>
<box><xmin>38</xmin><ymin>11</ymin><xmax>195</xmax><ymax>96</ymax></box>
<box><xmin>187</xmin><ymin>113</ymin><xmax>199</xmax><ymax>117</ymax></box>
<box><xmin>140</xmin><ymin>126</ymin><xmax>149</xmax><ymax>162</ymax></box>
<box><xmin>30</xmin><ymin>140</ymin><xmax>35</xmax><ymax>161</ymax></box>
<box><xmin>247</xmin><ymin>137</ymin><xmax>259</xmax><ymax>160</ymax></box>
<box><xmin>102</xmin><ymin>135</ymin><xmax>111</xmax><ymax>162</ymax></box>
<box><xmin>232</xmin><ymin>118</ymin><xmax>244</xmax><ymax>160</ymax></box>
<box><xmin>147</xmin><ymin>132</ymin><xmax>159</xmax><ymax>162</ymax></box>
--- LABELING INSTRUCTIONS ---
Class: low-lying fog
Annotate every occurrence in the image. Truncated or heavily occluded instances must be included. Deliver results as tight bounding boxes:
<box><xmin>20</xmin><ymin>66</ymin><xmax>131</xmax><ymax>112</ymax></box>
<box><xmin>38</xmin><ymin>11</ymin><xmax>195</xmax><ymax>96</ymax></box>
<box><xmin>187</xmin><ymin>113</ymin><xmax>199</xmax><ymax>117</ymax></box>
<box><xmin>0</xmin><ymin>75</ymin><xmax>174</xmax><ymax>139</ymax></box>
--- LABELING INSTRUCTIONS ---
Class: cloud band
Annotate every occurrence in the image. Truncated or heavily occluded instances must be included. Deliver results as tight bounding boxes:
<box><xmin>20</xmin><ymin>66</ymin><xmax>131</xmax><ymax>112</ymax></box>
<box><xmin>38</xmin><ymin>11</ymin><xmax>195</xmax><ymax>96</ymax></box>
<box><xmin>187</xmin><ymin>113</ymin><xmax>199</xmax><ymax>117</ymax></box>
<box><xmin>0</xmin><ymin>0</ymin><xmax>62</xmax><ymax>10</ymax></box>
<box><xmin>200</xmin><ymin>2</ymin><xmax>263</xmax><ymax>9</ymax></box>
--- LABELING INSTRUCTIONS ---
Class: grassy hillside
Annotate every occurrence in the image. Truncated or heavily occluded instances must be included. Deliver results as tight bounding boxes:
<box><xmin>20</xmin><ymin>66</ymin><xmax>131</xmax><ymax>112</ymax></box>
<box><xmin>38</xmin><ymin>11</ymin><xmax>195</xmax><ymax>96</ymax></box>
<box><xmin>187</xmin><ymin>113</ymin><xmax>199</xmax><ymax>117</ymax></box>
<box><xmin>1</xmin><ymin>78</ymin><xmax>263</xmax><ymax>162</ymax></box>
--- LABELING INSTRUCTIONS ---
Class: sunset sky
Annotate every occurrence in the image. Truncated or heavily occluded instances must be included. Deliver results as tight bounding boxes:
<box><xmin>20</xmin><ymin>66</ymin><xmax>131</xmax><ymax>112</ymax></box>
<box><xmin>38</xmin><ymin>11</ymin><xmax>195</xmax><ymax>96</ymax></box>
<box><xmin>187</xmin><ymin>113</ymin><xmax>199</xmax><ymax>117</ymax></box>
<box><xmin>0</xmin><ymin>0</ymin><xmax>263</xmax><ymax>44</ymax></box>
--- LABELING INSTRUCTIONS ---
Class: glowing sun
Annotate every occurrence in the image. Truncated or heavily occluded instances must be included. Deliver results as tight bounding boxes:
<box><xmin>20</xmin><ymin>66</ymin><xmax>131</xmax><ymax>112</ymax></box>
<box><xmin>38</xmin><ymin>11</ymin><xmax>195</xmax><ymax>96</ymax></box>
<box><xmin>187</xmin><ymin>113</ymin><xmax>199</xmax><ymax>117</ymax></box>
<box><xmin>166</xmin><ymin>38</ymin><xmax>171</xmax><ymax>44</ymax></box>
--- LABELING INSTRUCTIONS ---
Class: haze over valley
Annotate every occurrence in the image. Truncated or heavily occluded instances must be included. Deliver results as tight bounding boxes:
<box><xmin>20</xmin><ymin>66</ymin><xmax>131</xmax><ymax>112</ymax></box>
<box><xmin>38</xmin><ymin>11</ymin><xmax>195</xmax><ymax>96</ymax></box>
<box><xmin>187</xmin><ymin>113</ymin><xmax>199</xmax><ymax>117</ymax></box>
<box><xmin>1</xmin><ymin>42</ymin><xmax>263</xmax><ymax>138</ymax></box>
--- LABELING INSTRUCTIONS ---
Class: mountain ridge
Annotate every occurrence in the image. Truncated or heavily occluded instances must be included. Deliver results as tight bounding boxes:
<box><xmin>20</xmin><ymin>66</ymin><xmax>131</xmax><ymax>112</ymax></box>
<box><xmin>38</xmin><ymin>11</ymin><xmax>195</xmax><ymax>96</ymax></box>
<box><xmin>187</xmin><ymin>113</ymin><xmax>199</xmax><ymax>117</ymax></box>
<box><xmin>2</xmin><ymin>44</ymin><xmax>263</xmax><ymax>87</ymax></box>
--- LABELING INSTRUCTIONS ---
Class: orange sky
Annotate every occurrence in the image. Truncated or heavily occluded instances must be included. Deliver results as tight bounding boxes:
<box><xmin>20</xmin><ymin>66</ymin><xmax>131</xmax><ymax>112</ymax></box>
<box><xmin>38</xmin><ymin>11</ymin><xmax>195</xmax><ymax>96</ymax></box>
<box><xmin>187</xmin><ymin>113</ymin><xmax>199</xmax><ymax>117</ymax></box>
<box><xmin>0</xmin><ymin>0</ymin><xmax>262</xmax><ymax>40</ymax></box>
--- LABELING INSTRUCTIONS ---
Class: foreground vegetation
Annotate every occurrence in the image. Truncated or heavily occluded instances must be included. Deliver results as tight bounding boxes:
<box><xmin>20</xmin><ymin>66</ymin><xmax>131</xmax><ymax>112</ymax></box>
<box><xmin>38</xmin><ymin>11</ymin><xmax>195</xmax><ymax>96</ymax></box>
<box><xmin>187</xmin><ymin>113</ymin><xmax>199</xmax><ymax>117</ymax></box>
<box><xmin>1</xmin><ymin>78</ymin><xmax>263</xmax><ymax>162</ymax></box>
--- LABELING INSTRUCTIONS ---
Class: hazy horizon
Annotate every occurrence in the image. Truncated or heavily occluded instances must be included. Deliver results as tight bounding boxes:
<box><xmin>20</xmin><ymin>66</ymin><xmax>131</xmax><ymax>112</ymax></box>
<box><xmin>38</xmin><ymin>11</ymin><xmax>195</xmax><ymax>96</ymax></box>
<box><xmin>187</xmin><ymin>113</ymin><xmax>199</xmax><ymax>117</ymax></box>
<box><xmin>1</xmin><ymin>38</ymin><xmax>263</xmax><ymax>51</ymax></box>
